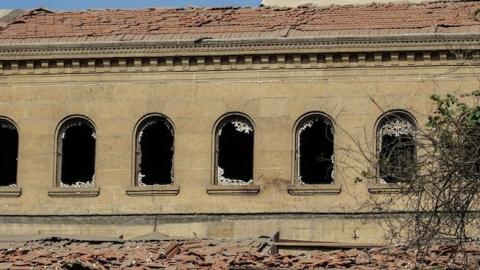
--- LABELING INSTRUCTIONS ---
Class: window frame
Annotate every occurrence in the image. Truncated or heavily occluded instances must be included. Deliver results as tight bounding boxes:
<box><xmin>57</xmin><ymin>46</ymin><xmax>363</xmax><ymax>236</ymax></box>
<box><xmin>133</xmin><ymin>114</ymin><xmax>175</xmax><ymax>186</ymax></box>
<box><xmin>369</xmin><ymin>110</ymin><xmax>417</xmax><ymax>194</ymax></box>
<box><xmin>0</xmin><ymin>117</ymin><xmax>21</xmax><ymax>197</ymax></box>
<box><xmin>49</xmin><ymin>115</ymin><xmax>99</xmax><ymax>197</ymax></box>
<box><xmin>126</xmin><ymin>113</ymin><xmax>179</xmax><ymax>196</ymax></box>
<box><xmin>207</xmin><ymin>112</ymin><xmax>259</xmax><ymax>195</ymax></box>
<box><xmin>288</xmin><ymin>112</ymin><xmax>341</xmax><ymax>196</ymax></box>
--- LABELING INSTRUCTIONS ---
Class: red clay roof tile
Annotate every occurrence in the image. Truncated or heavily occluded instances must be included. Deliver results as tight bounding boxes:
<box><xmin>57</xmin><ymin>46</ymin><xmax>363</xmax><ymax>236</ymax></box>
<box><xmin>0</xmin><ymin>1</ymin><xmax>480</xmax><ymax>43</ymax></box>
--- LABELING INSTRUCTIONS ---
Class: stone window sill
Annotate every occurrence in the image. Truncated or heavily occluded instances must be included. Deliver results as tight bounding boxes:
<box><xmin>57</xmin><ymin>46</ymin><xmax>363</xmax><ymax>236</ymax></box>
<box><xmin>288</xmin><ymin>184</ymin><xmax>342</xmax><ymax>195</ymax></box>
<box><xmin>368</xmin><ymin>184</ymin><xmax>406</xmax><ymax>194</ymax></box>
<box><xmin>48</xmin><ymin>187</ymin><xmax>100</xmax><ymax>197</ymax></box>
<box><xmin>126</xmin><ymin>185</ymin><xmax>179</xmax><ymax>196</ymax></box>
<box><xmin>206</xmin><ymin>185</ymin><xmax>260</xmax><ymax>195</ymax></box>
<box><xmin>0</xmin><ymin>186</ymin><xmax>21</xmax><ymax>197</ymax></box>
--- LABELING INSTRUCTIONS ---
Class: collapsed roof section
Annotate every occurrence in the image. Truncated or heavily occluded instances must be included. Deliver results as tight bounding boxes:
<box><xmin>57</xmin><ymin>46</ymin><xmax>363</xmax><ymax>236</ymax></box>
<box><xmin>0</xmin><ymin>1</ymin><xmax>479</xmax><ymax>43</ymax></box>
<box><xmin>0</xmin><ymin>2</ymin><xmax>479</xmax><ymax>61</ymax></box>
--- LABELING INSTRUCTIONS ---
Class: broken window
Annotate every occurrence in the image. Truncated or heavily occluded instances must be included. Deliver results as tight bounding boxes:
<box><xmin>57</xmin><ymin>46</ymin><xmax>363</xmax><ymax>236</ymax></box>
<box><xmin>377</xmin><ymin>112</ymin><xmax>416</xmax><ymax>183</ymax></box>
<box><xmin>0</xmin><ymin>120</ymin><xmax>18</xmax><ymax>187</ymax></box>
<box><xmin>296</xmin><ymin>114</ymin><xmax>334</xmax><ymax>184</ymax></box>
<box><xmin>57</xmin><ymin>118</ymin><xmax>96</xmax><ymax>187</ymax></box>
<box><xmin>215</xmin><ymin>115</ymin><xmax>254</xmax><ymax>185</ymax></box>
<box><xmin>136</xmin><ymin>116</ymin><xmax>174</xmax><ymax>186</ymax></box>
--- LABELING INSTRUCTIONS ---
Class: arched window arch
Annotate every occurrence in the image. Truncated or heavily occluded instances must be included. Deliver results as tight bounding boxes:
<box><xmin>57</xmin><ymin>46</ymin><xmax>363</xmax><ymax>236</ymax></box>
<box><xmin>214</xmin><ymin>113</ymin><xmax>254</xmax><ymax>185</ymax></box>
<box><xmin>134</xmin><ymin>114</ymin><xmax>174</xmax><ymax>186</ymax></box>
<box><xmin>376</xmin><ymin>110</ymin><xmax>417</xmax><ymax>183</ymax></box>
<box><xmin>295</xmin><ymin>113</ymin><xmax>335</xmax><ymax>184</ymax></box>
<box><xmin>0</xmin><ymin>118</ymin><xmax>18</xmax><ymax>187</ymax></box>
<box><xmin>56</xmin><ymin>116</ymin><xmax>96</xmax><ymax>187</ymax></box>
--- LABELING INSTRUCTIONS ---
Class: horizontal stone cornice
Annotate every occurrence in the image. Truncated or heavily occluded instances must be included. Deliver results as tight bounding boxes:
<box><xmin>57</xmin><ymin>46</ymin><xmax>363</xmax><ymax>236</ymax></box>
<box><xmin>0</xmin><ymin>33</ymin><xmax>479</xmax><ymax>60</ymax></box>
<box><xmin>0</xmin><ymin>49</ymin><xmax>477</xmax><ymax>76</ymax></box>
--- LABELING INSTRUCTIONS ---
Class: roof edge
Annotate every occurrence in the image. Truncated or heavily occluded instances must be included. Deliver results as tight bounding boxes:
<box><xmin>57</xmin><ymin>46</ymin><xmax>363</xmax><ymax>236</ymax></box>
<box><xmin>0</xmin><ymin>33</ymin><xmax>479</xmax><ymax>60</ymax></box>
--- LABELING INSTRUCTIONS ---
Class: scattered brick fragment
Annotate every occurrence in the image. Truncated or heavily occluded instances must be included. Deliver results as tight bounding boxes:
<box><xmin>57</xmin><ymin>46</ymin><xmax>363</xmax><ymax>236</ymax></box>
<box><xmin>0</xmin><ymin>238</ymin><xmax>479</xmax><ymax>269</ymax></box>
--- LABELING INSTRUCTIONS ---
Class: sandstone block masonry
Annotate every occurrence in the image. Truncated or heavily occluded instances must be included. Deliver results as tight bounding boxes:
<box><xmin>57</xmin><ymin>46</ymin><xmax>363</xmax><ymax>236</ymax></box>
<box><xmin>0</xmin><ymin>1</ymin><xmax>479</xmax><ymax>242</ymax></box>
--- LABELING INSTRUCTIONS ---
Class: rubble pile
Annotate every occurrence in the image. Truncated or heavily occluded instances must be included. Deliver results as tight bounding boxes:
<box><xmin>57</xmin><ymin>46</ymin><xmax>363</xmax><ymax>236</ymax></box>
<box><xmin>0</xmin><ymin>237</ymin><xmax>479</xmax><ymax>269</ymax></box>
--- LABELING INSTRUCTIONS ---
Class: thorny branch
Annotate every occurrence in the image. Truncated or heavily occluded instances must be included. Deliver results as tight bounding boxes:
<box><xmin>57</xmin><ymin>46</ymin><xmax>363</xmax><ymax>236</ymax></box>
<box><xmin>340</xmin><ymin>92</ymin><xmax>480</xmax><ymax>262</ymax></box>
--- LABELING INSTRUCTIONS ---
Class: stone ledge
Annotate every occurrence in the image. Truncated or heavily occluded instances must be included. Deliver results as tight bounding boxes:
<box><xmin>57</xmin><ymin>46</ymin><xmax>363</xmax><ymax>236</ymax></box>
<box><xmin>368</xmin><ymin>184</ymin><xmax>406</xmax><ymax>194</ymax></box>
<box><xmin>126</xmin><ymin>185</ymin><xmax>179</xmax><ymax>196</ymax></box>
<box><xmin>206</xmin><ymin>185</ymin><xmax>260</xmax><ymax>195</ymax></box>
<box><xmin>48</xmin><ymin>187</ymin><xmax>100</xmax><ymax>197</ymax></box>
<box><xmin>288</xmin><ymin>184</ymin><xmax>342</xmax><ymax>195</ymax></box>
<box><xmin>0</xmin><ymin>186</ymin><xmax>21</xmax><ymax>197</ymax></box>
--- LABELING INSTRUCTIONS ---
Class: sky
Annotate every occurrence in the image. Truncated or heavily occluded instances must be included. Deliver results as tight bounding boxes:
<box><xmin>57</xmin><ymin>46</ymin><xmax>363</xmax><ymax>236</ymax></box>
<box><xmin>0</xmin><ymin>0</ymin><xmax>262</xmax><ymax>10</ymax></box>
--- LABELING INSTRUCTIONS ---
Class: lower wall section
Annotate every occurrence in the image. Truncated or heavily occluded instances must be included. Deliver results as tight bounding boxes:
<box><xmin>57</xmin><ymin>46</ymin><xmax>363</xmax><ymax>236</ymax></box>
<box><xmin>0</xmin><ymin>213</ymin><xmax>387</xmax><ymax>243</ymax></box>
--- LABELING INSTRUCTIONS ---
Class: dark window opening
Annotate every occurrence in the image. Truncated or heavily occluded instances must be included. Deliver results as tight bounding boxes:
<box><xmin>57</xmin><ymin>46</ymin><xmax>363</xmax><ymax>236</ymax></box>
<box><xmin>216</xmin><ymin>117</ymin><xmax>254</xmax><ymax>185</ymax></box>
<box><xmin>0</xmin><ymin>121</ymin><xmax>18</xmax><ymax>186</ymax></box>
<box><xmin>297</xmin><ymin>116</ymin><xmax>334</xmax><ymax>184</ymax></box>
<box><xmin>136</xmin><ymin>117</ymin><xmax>174</xmax><ymax>186</ymax></box>
<box><xmin>377</xmin><ymin>114</ymin><xmax>416</xmax><ymax>183</ymax></box>
<box><xmin>58</xmin><ymin>119</ymin><xmax>96</xmax><ymax>186</ymax></box>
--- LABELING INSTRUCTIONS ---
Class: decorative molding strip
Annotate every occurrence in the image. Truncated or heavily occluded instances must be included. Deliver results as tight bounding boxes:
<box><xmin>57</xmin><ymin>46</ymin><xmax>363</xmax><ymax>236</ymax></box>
<box><xmin>368</xmin><ymin>184</ymin><xmax>406</xmax><ymax>194</ymax></box>
<box><xmin>206</xmin><ymin>185</ymin><xmax>260</xmax><ymax>195</ymax></box>
<box><xmin>1</xmin><ymin>33</ymin><xmax>480</xmax><ymax>59</ymax></box>
<box><xmin>0</xmin><ymin>186</ymin><xmax>21</xmax><ymax>197</ymax></box>
<box><xmin>126</xmin><ymin>185</ymin><xmax>180</xmax><ymax>196</ymax></box>
<box><xmin>288</xmin><ymin>184</ymin><xmax>342</xmax><ymax>195</ymax></box>
<box><xmin>0</xmin><ymin>50</ymin><xmax>477</xmax><ymax>76</ymax></box>
<box><xmin>48</xmin><ymin>187</ymin><xmax>100</xmax><ymax>197</ymax></box>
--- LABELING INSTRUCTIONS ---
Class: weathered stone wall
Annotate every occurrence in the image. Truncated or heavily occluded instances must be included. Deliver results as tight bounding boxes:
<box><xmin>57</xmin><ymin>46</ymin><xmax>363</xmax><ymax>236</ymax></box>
<box><xmin>0</xmin><ymin>63</ymin><xmax>477</xmax><ymax>241</ymax></box>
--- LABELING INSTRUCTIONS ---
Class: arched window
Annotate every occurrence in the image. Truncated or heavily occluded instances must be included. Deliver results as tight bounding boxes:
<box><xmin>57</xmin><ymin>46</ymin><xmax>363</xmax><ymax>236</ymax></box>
<box><xmin>57</xmin><ymin>117</ymin><xmax>96</xmax><ymax>187</ymax></box>
<box><xmin>0</xmin><ymin>119</ymin><xmax>18</xmax><ymax>187</ymax></box>
<box><xmin>376</xmin><ymin>111</ymin><xmax>416</xmax><ymax>183</ymax></box>
<box><xmin>135</xmin><ymin>115</ymin><xmax>174</xmax><ymax>186</ymax></box>
<box><xmin>215</xmin><ymin>114</ymin><xmax>254</xmax><ymax>185</ymax></box>
<box><xmin>295</xmin><ymin>113</ymin><xmax>334</xmax><ymax>184</ymax></box>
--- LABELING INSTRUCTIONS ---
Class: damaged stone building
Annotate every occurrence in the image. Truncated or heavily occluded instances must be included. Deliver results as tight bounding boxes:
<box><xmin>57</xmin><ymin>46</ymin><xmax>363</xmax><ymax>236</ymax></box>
<box><xmin>0</xmin><ymin>0</ymin><xmax>479</xmax><ymax>243</ymax></box>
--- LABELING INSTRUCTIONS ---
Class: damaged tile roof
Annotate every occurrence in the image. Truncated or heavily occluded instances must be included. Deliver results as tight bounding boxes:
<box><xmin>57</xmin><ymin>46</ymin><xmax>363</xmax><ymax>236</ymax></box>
<box><xmin>0</xmin><ymin>237</ymin><xmax>479</xmax><ymax>269</ymax></box>
<box><xmin>1</xmin><ymin>1</ymin><xmax>480</xmax><ymax>44</ymax></box>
